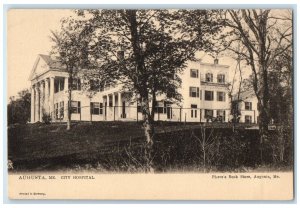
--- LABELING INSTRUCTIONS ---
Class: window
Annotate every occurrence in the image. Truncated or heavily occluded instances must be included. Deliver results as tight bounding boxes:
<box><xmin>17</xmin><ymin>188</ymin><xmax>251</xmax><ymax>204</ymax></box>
<box><xmin>190</xmin><ymin>69</ymin><xmax>199</xmax><ymax>78</ymax></box>
<box><xmin>205</xmin><ymin>73</ymin><xmax>213</xmax><ymax>82</ymax></box>
<box><xmin>163</xmin><ymin>101</ymin><xmax>172</xmax><ymax>114</ymax></box>
<box><xmin>217</xmin><ymin>92</ymin><xmax>226</xmax><ymax>102</ymax></box>
<box><xmin>191</xmin><ymin>104</ymin><xmax>197</xmax><ymax>118</ymax></box>
<box><xmin>154</xmin><ymin>101</ymin><xmax>164</xmax><ymax>114</ymax></box>
<box><xmin>217</xmin><ymin>110</ymin><xmax>225</xmax><ymax>122</ymax></box>
<box><xmin>205</xmin><ymin>91</ymin><xmax>214</xmax><ymax>101</ymax></box>
<box><xmin>137</xmin><ymin>101</ymin><xmax>142</xmax><ymax>113</ymax></box>
<box><xmin>54</xmin><ymin>77</ymin><xmax>65</xmax><ymax>93</ymax></box>
<box><xmin>217</xmin><ymin>74</ymin><xmax>225</xmax><ymax>83</ymax></box>
<box><xmin>109</xmin><ymin>95</ymin><xmax>113</xmax><ymax>107</ymax></box>
<box><xmin>245</xmin><ymin>115</ymin><xmax>252</xmax><ymax>124</ymax></box>
<box><xmin>54</xmin><ymin>103</ymin><xmax>59</xmax><ymax>119</ymax></box>
<box><xmin>59</xmin><ymin>101</ymin><xmax>64</xmax><ymax>118</ymax></box>
<box><xmin>72</xmin><ymin>78</ymin><xmax>81</xmax><ymax>91</ymax></box>
<box><xmin>205</xmin><ymin>109</ymin><xmax>213</xmax><ymax>118</ymax></box>
<box><xmin>245</xmin><ymin>102</ymin><xmax>252</xmax><ymax>110</ymax></box>
<box><xmin>91</xmin><ymin>102</ymin><xmax>103</xmax><ymax>115</ymax></box>
<box><xmin>71</xmin><ymin>101</ymin><xmax>81</xmax><ymax>114</ymax></box>
<box><xmin>189</xmin><ymin>87</ymin><xmax>200</xmax><ymax>98</ymax></box>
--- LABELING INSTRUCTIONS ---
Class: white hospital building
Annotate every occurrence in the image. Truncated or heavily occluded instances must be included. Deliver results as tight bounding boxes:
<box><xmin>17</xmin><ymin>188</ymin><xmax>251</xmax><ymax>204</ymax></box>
<box><xmin>29</xmin><ymin>54</ymin><xmax>257</xmax><ymax>124</ymax></box>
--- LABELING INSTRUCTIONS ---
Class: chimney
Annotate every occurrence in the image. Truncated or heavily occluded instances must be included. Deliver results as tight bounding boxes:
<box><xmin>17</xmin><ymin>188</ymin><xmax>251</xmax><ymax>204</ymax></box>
<box><xmin>214</xmin><ymin>58</ymin><xmax>219</xmax><ymax>65</ymax></box>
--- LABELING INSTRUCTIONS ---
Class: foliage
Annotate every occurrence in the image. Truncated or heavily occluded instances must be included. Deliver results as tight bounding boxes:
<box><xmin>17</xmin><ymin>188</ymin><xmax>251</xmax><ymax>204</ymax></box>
<box><xmin>62</xmin><ymin>9</ymin><xmax>225</xmax><ymax>171</ymax></box>
<box><xmin>42</xmin><ymin>112</ymin><xmax>52</xmax><ymax>124</ymax></box>
<box><xmin>221</xmin><ymin>9</ymin><xmax>292</xmax><ymax>164</ymax></box>
<box><xmin>50</xmin><ymin>16</ymin><xmax>94</xmax><ymax>130</ymax></box>
<box><xmin>7</xmin><ymin>89</ymin><xmax>31</xmax><ymax>125</ymax></box>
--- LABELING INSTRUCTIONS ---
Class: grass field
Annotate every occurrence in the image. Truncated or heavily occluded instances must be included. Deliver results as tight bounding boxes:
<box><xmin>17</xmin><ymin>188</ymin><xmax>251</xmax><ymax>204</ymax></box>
<box><xmin>9</xmin><ymin>121</ymin><xmax>284</xmax><ymax>172</ymax></box>
<box><xmin>8</xmin><ymin>121</ymin><xmax>192</xmax><ymax>170</ymax></box>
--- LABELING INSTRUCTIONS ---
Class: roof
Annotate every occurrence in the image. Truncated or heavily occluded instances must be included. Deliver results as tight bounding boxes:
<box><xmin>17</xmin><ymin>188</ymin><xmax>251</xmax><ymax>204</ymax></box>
<box><xmin>28</xmin><ymin>54</ymin><xmax>65</xmax><ymax>81</ymax></box>
<box><xmin>233</xmin><ymin>90</ymin><xmax>256</xmax><ymax>101</ymax></box>
<box><xmin>38</xmin><ymin>54</ymin><xmax>63</xmax><ymax>69</ymax></box>
<box><xmin>200</xmin><ymin>62</ymin><xmax>230</xmax><ymax>68</ymax></box>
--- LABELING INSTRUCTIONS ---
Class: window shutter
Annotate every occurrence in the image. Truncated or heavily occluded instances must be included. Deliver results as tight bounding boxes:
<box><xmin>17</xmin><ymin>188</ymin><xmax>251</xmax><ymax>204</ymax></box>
<box><xmin>78</xmin><ymin>101</ymin><xmax>81</xmax><ymax>113</ymax></box>
<box><xmin>200</xmin><ymin>90</ymin><xmax>202</xmax><ymax>100</ymax></box>
<box><xmin>197</xmin><ymin>88</ymin><xmax>199</xmax><ymax>97</ymax></box>
<box><xmin>90</xmin><ymin>102</ymin><xmax>93</xmax><ymax>114</ymax></box>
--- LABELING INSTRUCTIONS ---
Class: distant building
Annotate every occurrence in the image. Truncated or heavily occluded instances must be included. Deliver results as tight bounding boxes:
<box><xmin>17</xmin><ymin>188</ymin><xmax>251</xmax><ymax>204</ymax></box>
<box><xmin>29</xmin><ymin>54</ymin><xmax>232</xmax><ymax>123</ymax></box>
<box><xmin>232</xmin><ymin>90</ymin><xmax>259</xmax><ymax>124</ymax></box>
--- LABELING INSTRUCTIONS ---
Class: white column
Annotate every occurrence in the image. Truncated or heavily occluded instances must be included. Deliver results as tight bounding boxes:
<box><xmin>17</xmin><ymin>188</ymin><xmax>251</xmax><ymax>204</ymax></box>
<box><xmin>112</xmin><ymin>93</ymin><xmax>116</xmax><ymax>120</ymax></box>
<box><xmin>49</xmin><ymin>77</ymin><xmax>55</xmax><ymax>119</ymax></box>
<box><xmin>35</xmin><ymin>84</ymin><xmax>40</xmax><ymax>122</ymax></box>
<box><xmin>64</xmin><ymin>77</ymin><xmax>69</xmax><ymax>92</ymax></box>
<box><xmin>118</xmin><ymin>92</ymin><xmax>122</xmax><ymax>118</ymax></box>
<box><xmin>40</xmin><ymin>81</ymin><xmax>44</xmax><ymax>121</ymax></box>
<box><xmin>44</xmin><ymin>79</ymin><xmax>49</xmax><ymax>113</ymax></box>
<box><xmin>31</xmin><ymin>85</ymin><xmax>35</xmax><ymax>123</ymax></box>
<box><xmin>113</xmin><ymin>93</ymin><xmax>116</xmax><ymax>106</ymax></box>
<box><xmin>108</xmin><ymin>94</ymin><xmax>111</xmax><ymax>120</ymax></box>
<box><xmin>64</xmin><ymin>77</ymin><xmax>69</xmax><ymax>121</ymax></box>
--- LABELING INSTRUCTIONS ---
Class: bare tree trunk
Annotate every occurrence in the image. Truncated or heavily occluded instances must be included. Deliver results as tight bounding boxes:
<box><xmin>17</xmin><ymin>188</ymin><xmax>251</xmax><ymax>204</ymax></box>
<box><xmin>277</xmin><ymin>126</ymin><xmax>285</xmax><ymax>162</ymax></box>
<box><xmin>150</xmin><ymin>89</ymin><xmax>156</xmax><ymax>121</ymax></box>
<box><xmin>141</xmin><ymin>95</ymin><xmax>154</xmax><ymax>173</ymax></box>
<box><xmin>89</xmin><ymin>97</ymin><xmax>92</xmax><ymax>124</ymax></box>
<box><xmin>258</xmin><ymin>62</ymin><xmax>270</xmax><ymax>164</ymax></box>
<box><xmin>127</xmin><ymin>10</ymin><xmax>155</xmax><ymax>172</ymax></box>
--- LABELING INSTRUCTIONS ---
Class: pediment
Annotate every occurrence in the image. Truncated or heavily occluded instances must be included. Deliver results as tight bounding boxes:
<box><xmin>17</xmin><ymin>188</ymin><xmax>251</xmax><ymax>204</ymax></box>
<box><xmin>28</xmin><ymin>55</ymin><xmax>50</xmax><ymax>81</ymax></box>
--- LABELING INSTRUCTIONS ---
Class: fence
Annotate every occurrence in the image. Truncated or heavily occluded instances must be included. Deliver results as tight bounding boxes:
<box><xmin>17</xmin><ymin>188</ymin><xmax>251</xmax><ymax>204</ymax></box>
<box><xmin>45</xmin><ymin>104</ymin><xmax>257</xmax><ymax>124</ymax></box>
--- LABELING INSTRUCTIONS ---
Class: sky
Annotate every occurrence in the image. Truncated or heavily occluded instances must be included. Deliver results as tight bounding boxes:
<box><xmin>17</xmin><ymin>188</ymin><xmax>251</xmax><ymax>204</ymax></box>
<box><xmin>6</xmin><ymin>9</ymin><xmax>247</xmax><ymax>100</ymax></box>
<box><xmin>7</xmin><ymin>9</ymin><xmax>73</xmax><ymax>100</ymax></box>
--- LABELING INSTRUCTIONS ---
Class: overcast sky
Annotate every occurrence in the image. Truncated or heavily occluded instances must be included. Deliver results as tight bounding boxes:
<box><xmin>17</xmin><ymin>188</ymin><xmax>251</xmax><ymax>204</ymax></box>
<box><xmin>7</xmin><ymin>9</ymin><xmax>246</xmax><ymax>100</ymax></box>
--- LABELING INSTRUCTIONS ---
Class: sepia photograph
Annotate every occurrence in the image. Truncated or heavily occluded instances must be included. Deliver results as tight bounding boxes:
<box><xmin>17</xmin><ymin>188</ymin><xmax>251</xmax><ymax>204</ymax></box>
<box><xmin>6</xmin><ymin>7</ymin><xmax>294</xmax><ymax>200</ymax></box>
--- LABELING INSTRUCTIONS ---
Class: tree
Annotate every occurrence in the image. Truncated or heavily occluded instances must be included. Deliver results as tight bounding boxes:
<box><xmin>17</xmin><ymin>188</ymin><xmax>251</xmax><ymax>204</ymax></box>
<box><xmin>7</xmin><ymin>89</ymin><xmax>31</xmax><ymax>125</ymax></box>
<box><xmin>226</xmin><ymin>44</ymin><xmax>246</xmax><ymax>128</ymax></box>
<box><xmin>50</xmin><ymin>17</ymin><xmax>92</xmax><ymax>130</ymax></box>
<box><xmin>75</xmin><ymin>9</ymin><xmax>223</xmax><ymax>171</ymax></box>
<box><xmin>223</xmin><ymin>9</ymin><xmax>292</xmax><ymax>163</ymax></box>
<box><xmin>80</xmin><ymin>73</ymin><xmax>103</xmax><ymax>123</ymax></box>
<box><xmin>268</xmin><ymin>45</ymin><xmax>293</xmax><ymax>163</ymax></box>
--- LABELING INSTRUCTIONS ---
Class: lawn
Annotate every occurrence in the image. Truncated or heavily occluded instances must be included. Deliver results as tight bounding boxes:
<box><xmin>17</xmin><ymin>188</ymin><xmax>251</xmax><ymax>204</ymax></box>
<box><xmin>8</xmin><ymin>121</ymin><xmax>277</xmax><ymax>172</ymax></box>
<box><xmin>7</xmin><ymin>121</ymin><xmax>201</xmax><ymax>169</ymax></box>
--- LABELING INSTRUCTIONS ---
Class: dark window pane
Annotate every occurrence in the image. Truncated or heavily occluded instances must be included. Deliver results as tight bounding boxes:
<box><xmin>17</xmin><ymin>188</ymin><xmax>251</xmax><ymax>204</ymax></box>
<box><xmin>205</xmin><ymin>91</ymin><xmax>214</xmax><ymax>101</ymax></box>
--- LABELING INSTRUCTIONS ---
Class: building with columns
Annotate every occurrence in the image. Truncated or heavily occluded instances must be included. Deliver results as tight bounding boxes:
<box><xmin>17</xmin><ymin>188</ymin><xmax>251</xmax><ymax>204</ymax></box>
<box><xmin>29</xmin><ymin>54</ymin><xmax>254</xmax><ymax>123</ymax></box>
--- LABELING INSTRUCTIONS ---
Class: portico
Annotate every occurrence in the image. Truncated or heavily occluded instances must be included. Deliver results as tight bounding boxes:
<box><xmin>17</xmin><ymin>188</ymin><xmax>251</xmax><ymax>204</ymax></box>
<box><xmin>102</xmin><ymin>92</ymin><xmax>123</xmax><ymax>121</ymax></box>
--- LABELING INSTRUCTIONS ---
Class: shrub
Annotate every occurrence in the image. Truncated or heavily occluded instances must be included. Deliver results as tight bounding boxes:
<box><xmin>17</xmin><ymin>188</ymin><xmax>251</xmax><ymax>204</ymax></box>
<box><xmin>42</xmin><ymin>113</ymin><xmax>52</xmax><ymax>124</ymax></box>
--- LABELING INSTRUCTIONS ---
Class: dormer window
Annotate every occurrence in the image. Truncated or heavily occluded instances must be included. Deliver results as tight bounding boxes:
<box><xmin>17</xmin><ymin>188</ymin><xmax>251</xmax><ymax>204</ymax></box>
<box><xmin>205</xmin><ymin>73</ymin><xmax>213</xmax><ymax>82</ymax></box>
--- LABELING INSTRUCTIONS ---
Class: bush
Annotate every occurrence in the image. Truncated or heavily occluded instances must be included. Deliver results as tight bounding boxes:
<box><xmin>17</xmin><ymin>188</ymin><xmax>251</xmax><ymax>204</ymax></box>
<box><xmin>42</xmin><ymin>113</ymin><xmax>52</xmax><ymax>124</ymax></box>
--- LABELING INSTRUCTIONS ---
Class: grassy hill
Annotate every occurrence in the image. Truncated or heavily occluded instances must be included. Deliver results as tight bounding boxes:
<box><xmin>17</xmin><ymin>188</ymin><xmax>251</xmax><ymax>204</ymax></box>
<box><xmin>8</xmin><ymin>121</ymin><xmax>291</xmax><ymax>172</ymax></box>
